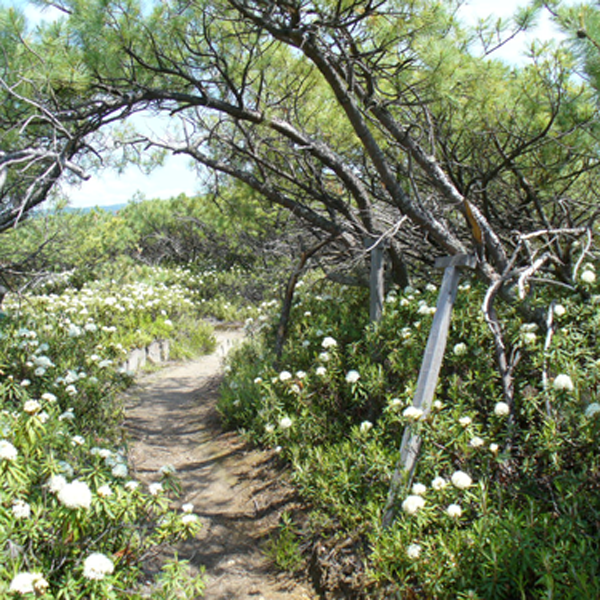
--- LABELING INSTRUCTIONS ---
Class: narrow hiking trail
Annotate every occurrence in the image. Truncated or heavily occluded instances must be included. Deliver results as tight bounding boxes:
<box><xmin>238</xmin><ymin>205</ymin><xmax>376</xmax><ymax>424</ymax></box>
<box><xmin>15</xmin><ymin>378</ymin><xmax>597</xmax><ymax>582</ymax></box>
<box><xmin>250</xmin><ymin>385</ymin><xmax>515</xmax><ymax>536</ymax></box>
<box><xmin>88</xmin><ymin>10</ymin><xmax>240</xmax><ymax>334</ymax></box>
<box><xmin>122</xmin><ymin>328</ymin><xmax>316</xmax><ymax>600</ymax></box>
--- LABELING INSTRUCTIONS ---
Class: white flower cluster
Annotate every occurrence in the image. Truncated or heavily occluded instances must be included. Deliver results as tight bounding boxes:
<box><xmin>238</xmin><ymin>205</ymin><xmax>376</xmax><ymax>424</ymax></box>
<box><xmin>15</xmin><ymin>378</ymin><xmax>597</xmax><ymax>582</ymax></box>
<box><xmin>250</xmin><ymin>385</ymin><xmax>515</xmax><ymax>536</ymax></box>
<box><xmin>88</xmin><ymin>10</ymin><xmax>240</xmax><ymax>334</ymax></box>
<box><xmin>57</xmin><ymin>480</ymin><xmax>93</xmax><ymax>510</ymax></box>
<box><xmin>10</xmin><ymin>277</ymin><xmax>195</xmax><ymax>350</ymax></box>
<box><xmin>83</xmin><ymin>552</ymin><xmax>114</xmax><ymax>580</ymax></box>
<box><xmin>402</xmin><ymin>494</ymin><xmax>425</xmax><ymax>515</ymax></box>
<box><xmin>345</xmin><ymin>370</ymin><xmax>360</xmax><ymax>384</ymax></box>
<box><xmin>400</xmin><ymin>471</ymin><xmax>473</xmax><ymax>521</ymax></box>
<box><xmin>91</xmin><ymin>446</ymin><xmax>129</xmax><ymax>478</ymax></box>
<box><xmin>321</xmin><ymin>336</ymin><xmax>338</xmax><ymax>349</ymax></box>
<box><xmin>553</xmin><ymin>374</ymin><xmax>574</xmax><ymax>392</ymax></box>
<box><xmin>403</xmin><ymin>406</ymin><xmax>424</xmax><ymax>421</ymax></box>
<box><xmin>0</xmin><ymin>439</ymin><xmax>18</xmax><ymax>461</ymax></box>
<box><xmin>10</xmin><ymin>572</ymin><xmax>48</xmax><ymax>594</ymax></box>
<box><xmin>12</xmin><ymin>500</ymin><xmax>31</xmax><ymax>519</ymax></box>
<box><xmin>279</xmin><ymin>416</ymin><xmax>293</xmax><ymax>430</ymax></box>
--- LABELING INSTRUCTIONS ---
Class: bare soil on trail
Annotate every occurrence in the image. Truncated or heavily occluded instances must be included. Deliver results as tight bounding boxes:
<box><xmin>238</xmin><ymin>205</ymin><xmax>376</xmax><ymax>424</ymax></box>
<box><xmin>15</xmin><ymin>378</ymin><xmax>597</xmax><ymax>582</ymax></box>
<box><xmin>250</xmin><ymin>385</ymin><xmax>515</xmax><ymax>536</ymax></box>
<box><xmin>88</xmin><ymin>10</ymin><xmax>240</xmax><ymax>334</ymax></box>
<box><xmin>122</xmin><ymin>328</ymin><xmax>317</xmax><ymax>600</ymax></box>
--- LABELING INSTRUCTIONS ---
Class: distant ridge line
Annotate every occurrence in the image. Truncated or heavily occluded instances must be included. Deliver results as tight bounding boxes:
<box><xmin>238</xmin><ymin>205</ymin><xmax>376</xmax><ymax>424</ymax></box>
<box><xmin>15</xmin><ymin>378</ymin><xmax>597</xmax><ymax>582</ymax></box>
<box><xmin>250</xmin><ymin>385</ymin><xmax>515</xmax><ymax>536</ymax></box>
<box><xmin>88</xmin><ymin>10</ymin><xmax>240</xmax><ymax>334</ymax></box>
<box><xmin>39</xmin><ymin>203</ymin><xmax>128</xmax><ymax>215</ymax></box>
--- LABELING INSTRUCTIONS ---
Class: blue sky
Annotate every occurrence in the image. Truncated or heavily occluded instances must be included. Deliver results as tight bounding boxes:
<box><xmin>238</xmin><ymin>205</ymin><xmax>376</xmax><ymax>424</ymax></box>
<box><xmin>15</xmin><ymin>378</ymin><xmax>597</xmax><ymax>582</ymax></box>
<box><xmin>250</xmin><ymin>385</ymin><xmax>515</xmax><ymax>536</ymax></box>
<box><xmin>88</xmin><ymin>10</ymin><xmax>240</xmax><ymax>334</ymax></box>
<box><xmin>6</xmin><ymin>0</ymin><xmax>571</xmax><ymax>208</ymax></box>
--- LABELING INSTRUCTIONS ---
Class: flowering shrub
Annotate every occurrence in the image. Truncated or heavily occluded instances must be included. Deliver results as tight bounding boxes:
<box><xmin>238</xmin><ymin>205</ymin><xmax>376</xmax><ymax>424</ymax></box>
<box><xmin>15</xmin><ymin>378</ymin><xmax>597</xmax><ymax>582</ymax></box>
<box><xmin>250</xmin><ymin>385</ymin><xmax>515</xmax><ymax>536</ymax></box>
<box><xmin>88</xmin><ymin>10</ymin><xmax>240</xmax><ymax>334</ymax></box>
<box><xmin>220</xmin><ymin>268</ymin><xmax>600</xmax><ymax>598</ymax></box>
<box><xmin>0</xmin><ymin>273</ymin><xmax>211</xmax><ymax>597</ymax></box>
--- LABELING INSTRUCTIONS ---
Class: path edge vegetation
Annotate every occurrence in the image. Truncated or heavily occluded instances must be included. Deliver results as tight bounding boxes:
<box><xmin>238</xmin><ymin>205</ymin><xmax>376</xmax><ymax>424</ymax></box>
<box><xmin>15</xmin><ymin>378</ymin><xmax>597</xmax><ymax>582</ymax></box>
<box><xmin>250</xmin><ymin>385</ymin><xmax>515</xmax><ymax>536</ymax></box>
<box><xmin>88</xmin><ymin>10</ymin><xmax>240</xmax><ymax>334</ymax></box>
<box><xmin>2</xmin><ymin>0</ymin><xmax>600</xmax><ymax>597</ymax></box>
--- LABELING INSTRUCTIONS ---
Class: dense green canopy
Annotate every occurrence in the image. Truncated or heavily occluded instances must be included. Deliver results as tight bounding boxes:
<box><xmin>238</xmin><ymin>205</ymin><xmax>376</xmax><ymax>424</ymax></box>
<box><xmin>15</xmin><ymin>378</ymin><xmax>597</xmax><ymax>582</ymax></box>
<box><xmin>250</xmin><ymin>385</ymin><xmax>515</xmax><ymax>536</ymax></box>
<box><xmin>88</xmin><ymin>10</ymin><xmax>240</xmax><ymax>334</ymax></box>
<box><xmin>1</xmin><ymin>0</ymin><xmax>598</xmax><ymax>286</ymax></box>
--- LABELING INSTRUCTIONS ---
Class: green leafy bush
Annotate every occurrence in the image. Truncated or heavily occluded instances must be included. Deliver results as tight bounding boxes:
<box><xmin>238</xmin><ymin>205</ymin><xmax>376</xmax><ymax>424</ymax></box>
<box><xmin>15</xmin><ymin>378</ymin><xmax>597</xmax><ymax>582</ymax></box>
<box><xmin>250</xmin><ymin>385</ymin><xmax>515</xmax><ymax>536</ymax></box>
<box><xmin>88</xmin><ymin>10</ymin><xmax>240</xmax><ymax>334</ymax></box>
<box><xmin>219</xmin><ymin>267</ymin><xmax>600</xmax><ymax>598</ymax></box>
<box><xmin>0</xmin><ymin>266</ymin><xmax>216</xmax><ymax>597</ymax></box>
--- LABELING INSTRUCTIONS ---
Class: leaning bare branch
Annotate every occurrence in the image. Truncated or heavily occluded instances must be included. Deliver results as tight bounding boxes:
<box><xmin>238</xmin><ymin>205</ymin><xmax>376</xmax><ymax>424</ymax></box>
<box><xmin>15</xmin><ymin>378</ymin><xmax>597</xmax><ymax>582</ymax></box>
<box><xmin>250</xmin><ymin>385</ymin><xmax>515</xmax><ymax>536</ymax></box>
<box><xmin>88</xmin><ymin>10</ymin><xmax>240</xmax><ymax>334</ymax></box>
<box><xmin>482</xmin><ymin>275</ymin><xmax>520</xmax><ymax>414</ymax></box>
<box><xmin>572</xmin><ymin>227</ymin><xmax>593</xmax><ymax>282</ymax></box>
<box><xmin>363</xmin><ymin>216</ymin><xmax>408</xmax><ymax>253</ymax></box>
<box><xmin>542</xmin><ymin>302</ymin><xmax>556</xmax><ymax>417</ymax></box>
<box><xmin>517</xmin><ymin>253</ymin><xmax>552</xmax><ymax>300</ymax></box>
<box><xmin>518</xmin><ymin>227</ymin><xmax>588</xmax><ymax>241</ymax></box>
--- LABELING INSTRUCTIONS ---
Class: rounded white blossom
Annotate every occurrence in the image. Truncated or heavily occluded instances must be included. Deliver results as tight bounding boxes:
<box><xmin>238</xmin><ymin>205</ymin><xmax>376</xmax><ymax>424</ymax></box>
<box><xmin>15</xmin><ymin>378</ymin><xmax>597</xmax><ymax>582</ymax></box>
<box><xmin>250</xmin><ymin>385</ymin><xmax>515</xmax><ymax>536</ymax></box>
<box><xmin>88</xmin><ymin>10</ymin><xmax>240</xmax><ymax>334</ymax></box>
<box><xmin>494</xmin><ymin>402</ymin><xmax>510</xmax><ymax>417</ymax></box>
<box><xmin>431</xmin><ymin>476</ymin><xmax>448</xmax><ymax>491</ymax></box>
<box><xmin>97</xmin><ymin>484</ymin><xmax>113</xmax><ymax>498</ymax></box>
<box><xmin>68</xmin><ymin>324</ymin><xmax>83</xmax><ymax>338</ymax></box>
<box><xmin>12</xmin><ymin>500</ymin><xmax>31</xmax><ymax>519</ymax></box>
<box><xmin>253</xmin><ymin>377</ymin><xmax>263</xmax><ymax>385</ymax></box>
<box><xmin>83</xmin><ymin>553</ymin><xmax>114</xmax><ymax>580</ymax></box>
<box><xmin>23</xmin><ymin>400</ymin><xmax>42</xmax><ymax>415</ymax></box>
<box><xmin>581</xmin><ymin>270</ymin><xmax>596</xmax><ymax>284</ymax></box>
<box><xmin>446</xmin><ymin>503</ymin><xmax>463</xmax><ymax>518</ymax></box>
<box><xmin>41</xmin><ymin>392</ymin><xmax>57</xmax><ymax>403</ymax></box>
<box><xmin>159</xmin><ymin>464</ymin><xmax>176</xmax><ymax>476</ymax></box>
<box><xmin>553</xmin><ymin>374</ymin><xmax>574</xmax><ymax>392</ymax></box>
<box><xmin>9</xmin><ymin>572</ymin><xmax>48</xmax><ymax>595</ymax></box>
<box><xmin>453</xmin><ymin>342</ymin><xmax>467</xmax><ymax>357</ymax></box>
<box><xmin>279</xmin><ymin>371</ymin><xmax>292</xmax><ymax>382</ymax></box>
<box><xmin>406</xmin><ymin>543</ymin><xmax>422</xmax><ymax>559</ymax></box>
<box><xmin>458</xmin><ymin>416</ymin><xmax>472</xmax><ymax>427</ymax></box>
<box><xmin>451</xmin><ymin>471</ymin><xmax>473</xmax><ymax>490</ymax></box>
<box><xmin>279</xmin><ymin>416</ymin><xmax>293</xmax><ymax>430</ymax></box>
<box><xmin>148</xmin><ymin>482</ymin><xmax>163</xmax><ymax>496</ymax></box>
<box><xmin>48</xmin><ymin>474</ymin><xmax>67</xmax><ymax>493</ymax></box>
<box><xmin>469</xmin><ymin>436</ymin><xmax>485</xmax><ymax>449</ymax></box>
<box><xmin>585</xmin><ymin>403</ymin><xmax>600</xmax><ymax>418</ymax></box>
<box><xmin>65</xmin><ymin>384</ymin><xmax>78</xmax><ymax>396</ymax></box>
<box><xmin>417</xmin><ymin>303</ymin><xmax>434</xmax><ymax>315</ymax></box>
<box><xmin>295</xmin><ymin>370</ymin><xmax>307</xmax><ymax>379</ymax></box>
<box><xmin>124</xmin><ymin>480</ymin><xmax>139</xmax><ymax>491</ymax></box>
<box><xmin>321</xmin><ymin>336</ymin><xmax>338</xmax><ymax>349</ymax></box>
<box><xmin>411</xmin><ymin>483</ymin><xmax>427</xmax><ymax>496</ymax></box>
<box><xmin>490</xmin><ymin>443</ymin><xmax>500</xmax><ymax>454</ymax></box>
<box><xmin>359</xmin><ymin>420</ymin><xmax>373</xmax><ymax>434</ymax></box>
<box><xmin>345</xmin><ymin>370</ymin><xmax>360</xmax><ymax>384</ymax></box>
<box><xmin>33</xmin><ymin>355</ymin><xmax>54</xmax><ymax>369</ymax></box>
<box><xmin>0</xmin><ymin>439</ymin><xmax>18</xmax><ymax>461</ymax></box>
<box><xmin>403</xmin><ymin>406</ymin><xmax>424</xmax><ymax>421</ymax></box>
<box><xmin>318</xmin><ymin>352</ymin><xmax>330</xmax><ymax>362</ymax></box>
<box><xmin>402</xmin><ymin>495</ymin><xmax>425</xmax><ymax>515</ymax></box>
<box><xmin>59</xmin><ymin>409</ymin><xmax>75</xmax><ymax>421</ymax></box>
<box><xmin>315</xmin><ymin>366</ymin><xmax>327</xmax><ymax>376</ymax></box>
<box><xmin>112</xmin><ymin>463</ymin><xmax>128</xmax><ymax>478</ymax></box>
<box><xmin>181</xmin><ymin>502</ymin><xmax>194</xmax><ymax>513</ymax></box>
<box><xmin>553</xmin><ymin>304</ymin><xmax>566</xmax><ymax>317</ymax></box>
<box><xmin>58</xmin><ymin>480</ymin><xmax>92</xmax><ymax>509</ymax></box>
<box><xmin>71</xmin><ymin>435</ymin><xmax>85</xmax><ymax>446</ymax></box>
<box><xmin>181</xmin><ymin>513</ymin><xmax>199</xmax><ymax>525</ymax></box>
<box><xmin>433</xmin><ymin>400</ymin><xmax>443</xmax><ymax>410</ymax></box>
<box><xmin>522</xmin><ymin>332</ymin><xmax>537</xmax><ymax>345</ymax></box>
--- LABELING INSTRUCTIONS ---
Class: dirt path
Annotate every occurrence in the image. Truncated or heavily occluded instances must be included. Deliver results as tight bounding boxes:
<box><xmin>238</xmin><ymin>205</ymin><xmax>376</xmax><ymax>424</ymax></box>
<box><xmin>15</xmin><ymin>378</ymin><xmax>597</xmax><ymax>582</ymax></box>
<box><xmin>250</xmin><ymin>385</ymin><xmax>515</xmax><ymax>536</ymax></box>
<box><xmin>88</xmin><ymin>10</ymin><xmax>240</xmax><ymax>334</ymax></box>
<box><xmin>123</xmin><ymin>329</ymin><xmax>316</xmax><ymax>600</ymax></box>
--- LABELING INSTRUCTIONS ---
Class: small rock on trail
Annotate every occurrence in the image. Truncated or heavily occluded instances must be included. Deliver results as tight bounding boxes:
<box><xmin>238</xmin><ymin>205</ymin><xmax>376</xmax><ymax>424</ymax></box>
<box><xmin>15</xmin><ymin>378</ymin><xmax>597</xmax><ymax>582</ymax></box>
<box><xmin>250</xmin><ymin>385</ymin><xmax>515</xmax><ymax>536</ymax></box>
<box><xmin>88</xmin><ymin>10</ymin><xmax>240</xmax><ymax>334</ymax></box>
<box><xmin>123</xmin><ymin>329</ymin><xmax>315</xmax><ymax>600</ymax></box>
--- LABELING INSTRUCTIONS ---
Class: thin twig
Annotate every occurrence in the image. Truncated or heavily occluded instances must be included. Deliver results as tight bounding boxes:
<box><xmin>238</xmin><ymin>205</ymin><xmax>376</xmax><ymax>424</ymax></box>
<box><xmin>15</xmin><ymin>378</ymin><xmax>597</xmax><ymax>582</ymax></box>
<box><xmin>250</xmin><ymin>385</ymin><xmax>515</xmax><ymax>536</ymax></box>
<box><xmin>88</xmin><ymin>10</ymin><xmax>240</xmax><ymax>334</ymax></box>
<box><xmin>542</xmin><ymin>302</ymin><xmax>555</xmax><ymax>418</ymax></box>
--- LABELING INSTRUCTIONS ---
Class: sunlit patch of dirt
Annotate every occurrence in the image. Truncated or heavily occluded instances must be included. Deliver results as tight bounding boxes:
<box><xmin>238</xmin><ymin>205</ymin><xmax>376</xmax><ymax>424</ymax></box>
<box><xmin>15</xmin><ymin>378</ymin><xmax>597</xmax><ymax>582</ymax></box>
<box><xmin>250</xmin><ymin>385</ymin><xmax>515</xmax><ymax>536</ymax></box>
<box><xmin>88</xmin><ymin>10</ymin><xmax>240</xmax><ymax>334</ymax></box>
<box><xmin>122</xmin><ymin>329</ymin><xmax>316</xmax><ymax>599</ymax></box>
